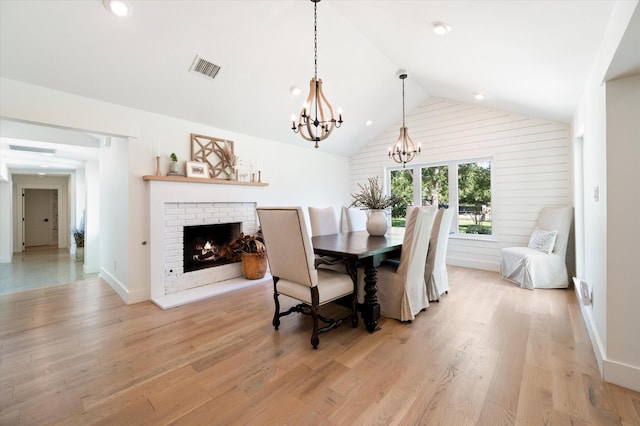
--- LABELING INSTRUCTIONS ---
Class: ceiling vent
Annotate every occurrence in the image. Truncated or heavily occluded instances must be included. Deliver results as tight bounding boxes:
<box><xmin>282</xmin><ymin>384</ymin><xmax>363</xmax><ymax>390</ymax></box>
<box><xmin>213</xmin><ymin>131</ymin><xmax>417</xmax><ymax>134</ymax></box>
<box><xmin>189</xmin><ymin>55</ymin><xmax>221</xmax><ymax>80</ymax></box>
<box><xmin>9</xmin><ymin>145</ymin><xmax>55</xmax><ymax>154</ymax></box>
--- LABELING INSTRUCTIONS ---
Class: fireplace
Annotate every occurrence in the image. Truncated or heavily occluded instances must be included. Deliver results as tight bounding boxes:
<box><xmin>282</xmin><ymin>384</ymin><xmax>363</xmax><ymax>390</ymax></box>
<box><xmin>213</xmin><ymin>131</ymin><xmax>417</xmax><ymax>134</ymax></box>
<box><xmin>158</xmin><ymin>201</ymin><xmax>260</xmax><ymax>300</ymax></box>
<box><xmin>183</xmin><ymin>222</ymin><xmax>241</xmax><ymax>273</ymax></box>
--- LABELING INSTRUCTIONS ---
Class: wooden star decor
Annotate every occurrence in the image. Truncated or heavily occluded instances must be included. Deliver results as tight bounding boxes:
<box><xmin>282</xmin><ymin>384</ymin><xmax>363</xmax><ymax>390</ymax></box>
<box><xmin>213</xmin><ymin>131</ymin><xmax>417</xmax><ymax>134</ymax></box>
<box><xmin>190</xmin><ymin>133</ymin><xmax>236</xmax><ymax>179</ymax></box>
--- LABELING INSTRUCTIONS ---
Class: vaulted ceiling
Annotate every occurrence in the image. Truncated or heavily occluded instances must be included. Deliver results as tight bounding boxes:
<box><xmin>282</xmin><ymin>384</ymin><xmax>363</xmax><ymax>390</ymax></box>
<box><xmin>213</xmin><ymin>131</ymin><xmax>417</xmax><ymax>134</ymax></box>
<box><xmin>0</xmin><ymin>0</ymin><xmax>629</xmax><ymax>170</ymax></box>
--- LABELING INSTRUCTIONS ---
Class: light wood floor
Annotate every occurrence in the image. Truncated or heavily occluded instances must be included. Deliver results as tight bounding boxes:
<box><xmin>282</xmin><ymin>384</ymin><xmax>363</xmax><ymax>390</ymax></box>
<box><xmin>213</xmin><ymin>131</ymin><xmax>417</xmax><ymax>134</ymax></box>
<box><xmin>1</xmin><ymin>267</ymin><xmax>638</xmax><ymax>425</ymax></box>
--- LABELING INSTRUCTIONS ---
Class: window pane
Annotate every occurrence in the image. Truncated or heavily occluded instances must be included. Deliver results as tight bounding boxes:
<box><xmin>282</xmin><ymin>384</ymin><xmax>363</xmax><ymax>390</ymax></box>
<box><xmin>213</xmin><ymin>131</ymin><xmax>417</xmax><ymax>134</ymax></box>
<box><xmin>421</xmin><ymin>165</ymin><xmax>449</xmax><ymax>207</ymax></box>
<box><xmin>458</xmin><ymin>161</ymin><xmax>492</xmax><ymax>234</ymax></box>
<box><xmin>390</xmin><ymin>169</ymin><xmax>413</xmax><ymax>227</ymax></box>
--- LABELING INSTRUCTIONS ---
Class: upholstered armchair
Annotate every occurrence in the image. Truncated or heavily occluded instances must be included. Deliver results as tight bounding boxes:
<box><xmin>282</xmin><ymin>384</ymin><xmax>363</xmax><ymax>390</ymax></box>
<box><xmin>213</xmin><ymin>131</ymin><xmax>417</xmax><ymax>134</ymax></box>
<box><xmin>500</xmin><ymin>206</ymin><xmax>573</xmax><ymax>289</ymax></box>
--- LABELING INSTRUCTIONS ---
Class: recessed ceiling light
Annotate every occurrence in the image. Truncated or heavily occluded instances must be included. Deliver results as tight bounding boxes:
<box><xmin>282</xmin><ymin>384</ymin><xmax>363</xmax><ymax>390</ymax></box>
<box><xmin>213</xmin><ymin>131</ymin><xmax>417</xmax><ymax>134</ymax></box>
<box><xmin>365</xmin><ymin>120</ymin><xmax>373</xmax><ymax>126</ymax></box>
<box><xmin>103</xmin><ymin>0</ymin><xmax>132</xmax><ymax>17</ymax></box>
<box><xmin>432</xmin><ymin>21</ymin><xmax>451</xmax><ymax>35</ymax></box>
<box><xmin>290</xmin><ymin>86</ymin><xmax>301</xmax><ymax>96</ymax></box>
<box><xmin>474</xmin><ymin>93</ymin><xmax>486</xmax><ymax>100</ymax></box>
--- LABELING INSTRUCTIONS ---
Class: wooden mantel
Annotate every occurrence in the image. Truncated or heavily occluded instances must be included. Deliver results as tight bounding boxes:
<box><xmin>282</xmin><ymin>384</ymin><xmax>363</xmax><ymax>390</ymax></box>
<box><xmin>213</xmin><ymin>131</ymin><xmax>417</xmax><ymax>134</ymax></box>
<box><xmin>142</xmin><ymin>175</ymin><xmax>268</xmax><ymax>186</ymax></box>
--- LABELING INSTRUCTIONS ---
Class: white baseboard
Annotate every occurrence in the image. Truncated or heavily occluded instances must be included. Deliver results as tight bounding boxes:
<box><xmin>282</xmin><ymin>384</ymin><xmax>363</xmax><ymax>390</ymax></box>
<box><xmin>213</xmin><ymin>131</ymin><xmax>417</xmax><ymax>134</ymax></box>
<box><xmin>572</xmin><ymin>278</ymin><xmax>605</xmax><ymax>374</ymax></box>
<box><xmin>0</xmin><ymin>256</ymin><xmax>11</xmax><ymax>263</ymax></box>
<box><xmin>571</xmin><ymin>277</ymin><xmax>639</xmax><ymax>392</ymax></box>
<box><xmin>99</xmin><ymin>267</ymin><xmax>130</xmax><ymax>304</ymax></box>
<box><xmin>447</xmin><ymin>257</ymin><xmax>500</xmax><ymax>272</ymax></box>
<box><xmin>604</xmin><ymin>359</ymin><xmax>640</xmax><ymax>392</ymax></box>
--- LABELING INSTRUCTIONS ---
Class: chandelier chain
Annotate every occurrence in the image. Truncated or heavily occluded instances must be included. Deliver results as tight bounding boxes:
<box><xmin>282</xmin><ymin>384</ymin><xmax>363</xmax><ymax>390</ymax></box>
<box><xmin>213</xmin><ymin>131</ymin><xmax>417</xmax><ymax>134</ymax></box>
<box><xmin>314</xmin><ymin>1</ymin><xmax>318</xmax><ymax>81</ymax></box>
<box><xmin>402</xmin><ymin>77</ymin><xmax>406</xmax><ymax>127</ymax></box>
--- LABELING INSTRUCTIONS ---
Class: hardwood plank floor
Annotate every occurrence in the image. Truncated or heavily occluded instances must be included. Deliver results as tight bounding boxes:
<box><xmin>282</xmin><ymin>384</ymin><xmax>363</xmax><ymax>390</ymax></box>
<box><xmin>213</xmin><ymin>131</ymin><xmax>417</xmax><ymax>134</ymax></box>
<box><xmin>1</xmin><ymin>266</ymin><xmax>638</xmax><ymax>425</ymax></box>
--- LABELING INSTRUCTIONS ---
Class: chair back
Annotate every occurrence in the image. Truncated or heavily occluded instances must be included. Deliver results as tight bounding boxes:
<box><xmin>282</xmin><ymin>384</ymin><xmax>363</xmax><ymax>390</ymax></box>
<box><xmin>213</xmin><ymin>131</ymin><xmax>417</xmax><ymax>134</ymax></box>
<box><xmin>308</xmin><ymin>206</ymin><xmax>339</xmax><ymax>237</ymax></box>
<box><xmin>343</xmin><ymin>207</ymin><xmax>367</xmax><ymax>232</ymax></box>
<box><xmin>535</xmin><ymin>206</ymin><xmax>573</xmax><ymax>257</ymax></box>
<box><xmin>424</xmin><ymin>208</ymin><xmax>444</xmax><ymax>278</ymax></box>
<box><xmin>257</xmin><ymin>207</ymin><xmax>317</xmax><ymax>287</ymax></box>
<box><xmin>397</xmin><ymin>207</ymin><xmax>436</xmax><ymax>280</ymax></box>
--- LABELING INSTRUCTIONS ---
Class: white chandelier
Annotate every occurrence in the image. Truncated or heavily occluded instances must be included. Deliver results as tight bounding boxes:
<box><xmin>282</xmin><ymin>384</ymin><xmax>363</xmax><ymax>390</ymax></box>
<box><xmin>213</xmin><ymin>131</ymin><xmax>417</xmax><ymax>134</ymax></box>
<box><xmin>389</xmin><ymin>73</ymin><xmax>420</xmax><ymax>167</ymax></box>
<box><xmin>291</xmin><ymin>0</ymin><xmax>342</xmax><ymax>148</ymax></box>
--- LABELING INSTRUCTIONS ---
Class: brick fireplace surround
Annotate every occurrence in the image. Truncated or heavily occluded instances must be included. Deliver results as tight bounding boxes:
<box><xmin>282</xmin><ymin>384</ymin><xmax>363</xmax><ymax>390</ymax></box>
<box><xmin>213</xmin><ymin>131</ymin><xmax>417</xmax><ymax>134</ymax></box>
<box><xmin>148</xmin><ymin>181</ymin><xmax>271</xmax><ymax>309</ymax></box>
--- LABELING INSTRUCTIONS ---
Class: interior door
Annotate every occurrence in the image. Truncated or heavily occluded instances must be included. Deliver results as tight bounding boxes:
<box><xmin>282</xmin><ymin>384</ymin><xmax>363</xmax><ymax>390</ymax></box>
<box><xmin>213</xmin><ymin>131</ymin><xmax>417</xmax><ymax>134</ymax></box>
<box><xmin>24</xmin><ymin>189</ymin><xmax>53</xmax><ymax>247</ymax></box>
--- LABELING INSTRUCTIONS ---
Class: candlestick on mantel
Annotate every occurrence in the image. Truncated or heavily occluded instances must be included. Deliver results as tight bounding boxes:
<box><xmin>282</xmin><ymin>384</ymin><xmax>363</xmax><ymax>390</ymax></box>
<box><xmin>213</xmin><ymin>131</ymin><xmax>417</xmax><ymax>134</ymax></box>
<box><xmin>155</xmin><ymin>156</ymin><xmax>162</xmax><ymax>176</ymax></box>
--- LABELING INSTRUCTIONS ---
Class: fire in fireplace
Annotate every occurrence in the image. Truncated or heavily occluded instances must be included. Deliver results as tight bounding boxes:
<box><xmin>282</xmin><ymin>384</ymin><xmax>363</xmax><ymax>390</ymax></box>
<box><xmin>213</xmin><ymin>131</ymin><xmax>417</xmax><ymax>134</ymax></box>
<box><xmin>183</xmin><ymin>222</ymin><xmax>241</xmax><ymax>273</ymax></box>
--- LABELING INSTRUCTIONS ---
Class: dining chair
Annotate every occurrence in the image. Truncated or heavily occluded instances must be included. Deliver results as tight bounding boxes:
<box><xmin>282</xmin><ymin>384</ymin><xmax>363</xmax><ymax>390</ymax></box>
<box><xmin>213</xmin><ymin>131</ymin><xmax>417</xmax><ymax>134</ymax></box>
<box><xmin>358</xmin><ymin>206</ymin><xmax>436</xmax><ymax>322</ymax></box>
<box><xmin>425</xmin><ymin>207</ymin><xmax>454</xmax><ymax>301</ymax></box>
<box><xmin>308</xmin><ymin>206</ymin><xmax>345</xmax><ymax>271</ymax></box>
<box><xmin>500</xmin><ymin>206</ymin><xmax>573</xmax><ymax>289</ymax></box>
<box><xmin>256</xmin><ymin>206</ymin><xmax>357</xmax><ymax>349</ymax></box>
<box><xmin>308</xmin><ymin>206</ymin><xmax>339</xmax><ymax>237</ymax></box>
<box><xmin>342</xmin><ymin>207</ymin><xmax>368</xmax><ymax>232</ymax></box>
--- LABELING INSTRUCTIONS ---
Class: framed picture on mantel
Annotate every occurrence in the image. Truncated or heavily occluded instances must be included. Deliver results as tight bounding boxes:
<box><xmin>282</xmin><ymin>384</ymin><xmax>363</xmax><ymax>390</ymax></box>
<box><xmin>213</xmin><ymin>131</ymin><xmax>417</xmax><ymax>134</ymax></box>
<box><xmin>185</xmin><ymin>161</ymin><xmax>209</xmax><ymax>178</ymax></box>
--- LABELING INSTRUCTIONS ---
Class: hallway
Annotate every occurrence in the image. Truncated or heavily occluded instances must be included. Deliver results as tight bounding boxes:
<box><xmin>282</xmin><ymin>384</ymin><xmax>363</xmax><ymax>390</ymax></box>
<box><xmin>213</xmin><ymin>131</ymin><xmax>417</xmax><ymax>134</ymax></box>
<box><xmin>0</xmin><ymin>246</ymin><xmax>97</xmax><ymax>295</ymax></box>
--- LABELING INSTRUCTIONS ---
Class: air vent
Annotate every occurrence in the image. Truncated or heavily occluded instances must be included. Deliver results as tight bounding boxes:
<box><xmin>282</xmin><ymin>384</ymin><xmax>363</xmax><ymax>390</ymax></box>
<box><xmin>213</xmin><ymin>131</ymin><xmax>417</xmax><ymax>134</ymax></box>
<box><xmin>189</xmin><ymin>55</ymin><xmax>221</xmax><ymax>80</ymax></box>
<box><xmin>9</xmin><ymin>145</ymin><xmax>55</xmax><ymax>154</ymax></box>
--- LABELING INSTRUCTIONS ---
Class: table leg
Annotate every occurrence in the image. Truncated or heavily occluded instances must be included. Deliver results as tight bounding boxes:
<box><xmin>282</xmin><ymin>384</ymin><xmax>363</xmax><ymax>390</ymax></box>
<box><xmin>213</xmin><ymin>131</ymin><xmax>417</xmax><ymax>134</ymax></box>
<box><xmin>361</xmin><ymin>263</ymin><xmax>380</xmax><ymax>332</ymax></box>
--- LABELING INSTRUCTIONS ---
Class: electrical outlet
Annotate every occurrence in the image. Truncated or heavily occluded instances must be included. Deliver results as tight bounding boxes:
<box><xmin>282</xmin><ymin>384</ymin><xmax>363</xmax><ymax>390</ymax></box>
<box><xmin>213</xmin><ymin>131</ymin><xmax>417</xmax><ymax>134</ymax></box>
<box><xmin>580</xmin><ymin>280</ymin><xmax>591</xmax><ymax>306</ymax></box>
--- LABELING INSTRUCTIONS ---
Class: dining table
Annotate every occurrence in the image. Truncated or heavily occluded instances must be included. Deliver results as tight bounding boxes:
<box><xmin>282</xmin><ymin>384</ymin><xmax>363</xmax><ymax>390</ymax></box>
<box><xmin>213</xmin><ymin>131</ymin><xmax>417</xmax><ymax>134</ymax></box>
<box><xmin>311</xmin><ymin>228</ymin><xmax>404</xmax><ymax>332</ymax></box>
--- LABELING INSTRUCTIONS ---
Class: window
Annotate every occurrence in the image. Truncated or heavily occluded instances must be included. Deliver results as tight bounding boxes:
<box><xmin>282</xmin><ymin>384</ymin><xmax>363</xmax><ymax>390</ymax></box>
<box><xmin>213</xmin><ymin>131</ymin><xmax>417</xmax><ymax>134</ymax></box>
<box><xmin>388</xmin><ymin>158</ymin><xmax>492</xmax><ymax>235</ymax></box>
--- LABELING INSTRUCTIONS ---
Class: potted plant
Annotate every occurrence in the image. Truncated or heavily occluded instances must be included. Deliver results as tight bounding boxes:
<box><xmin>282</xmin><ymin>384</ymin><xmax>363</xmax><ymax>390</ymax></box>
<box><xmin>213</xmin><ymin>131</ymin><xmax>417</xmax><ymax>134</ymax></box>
<box><xmin>225</xmin><ymin>230</ymin><xmax>267</xmax><ymax>279</ymax></box>
<box><xmin>72</xmin><ymin>225</ymin><xmax>85</xmax><ymax>261</ymax></box>
<box><xmin>168</xmin><ymin>152</ymin><xmax>180</xmax><ymax>174</ymax></box>
<box><xmin>350</xmin><ymin>176</ymin><xmax>402</xmax><ymax>236</ymax></box>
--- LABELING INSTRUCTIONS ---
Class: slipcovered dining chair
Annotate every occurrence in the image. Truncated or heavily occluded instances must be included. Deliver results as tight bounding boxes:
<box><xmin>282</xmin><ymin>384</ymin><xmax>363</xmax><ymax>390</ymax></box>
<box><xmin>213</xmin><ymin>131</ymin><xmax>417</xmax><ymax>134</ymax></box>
<box><xmin>342</xmin><ymin>207</ymin><xmax>368</xmax><ymax>232</ymax></box>
<box><xmin>500</xmin><ymin>206</ymin><xmax>573</xmax><ymax>289</ymax></box>
<box><xmin>425</xmin><ymin>207</ymin><xmax>454</xmax><ymax>301</ymax></box>
<box><xmin>358</xmin><ymin>207</ymin><xmax>436</xmax><ymax>322</ymax></box>
<box><xmin>257</xmin><ymin>206</ymin><xmax>357</xmax><ymax>349</ymax></box>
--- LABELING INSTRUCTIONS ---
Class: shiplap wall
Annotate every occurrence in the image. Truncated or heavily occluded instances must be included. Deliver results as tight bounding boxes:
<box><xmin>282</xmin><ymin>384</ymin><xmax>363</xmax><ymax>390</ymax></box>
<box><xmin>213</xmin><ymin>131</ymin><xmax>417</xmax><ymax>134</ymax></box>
<box><xmin>349</xmin><ymin>97</ymin><xmax>571</xmax><ymax>271</ymax></box>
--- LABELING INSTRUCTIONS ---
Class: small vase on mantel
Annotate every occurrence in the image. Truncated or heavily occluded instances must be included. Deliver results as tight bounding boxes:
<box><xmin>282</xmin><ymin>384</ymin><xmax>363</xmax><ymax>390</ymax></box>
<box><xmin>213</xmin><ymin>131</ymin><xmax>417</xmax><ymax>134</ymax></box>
<box><xmin>366</xmin><ymin>209</ymin><xmax>388</xmax><ymax>236</ymax></box>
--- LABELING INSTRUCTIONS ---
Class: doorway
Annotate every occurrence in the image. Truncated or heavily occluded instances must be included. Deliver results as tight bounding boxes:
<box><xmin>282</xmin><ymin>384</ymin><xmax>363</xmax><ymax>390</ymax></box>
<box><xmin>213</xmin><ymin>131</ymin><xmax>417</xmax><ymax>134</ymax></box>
<box><xmin>23</xmin><ymin>188</ymin><xmax>58</xmax><ymax>248</ymax></box>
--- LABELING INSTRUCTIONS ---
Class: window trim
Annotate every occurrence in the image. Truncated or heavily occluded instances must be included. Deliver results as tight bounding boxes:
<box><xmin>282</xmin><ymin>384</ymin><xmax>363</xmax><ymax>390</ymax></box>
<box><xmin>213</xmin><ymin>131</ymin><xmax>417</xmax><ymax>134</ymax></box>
<box><xmin>386</xmin><ymin>156</ymin><xmax>494</xmax><ymax>236</ymax></box>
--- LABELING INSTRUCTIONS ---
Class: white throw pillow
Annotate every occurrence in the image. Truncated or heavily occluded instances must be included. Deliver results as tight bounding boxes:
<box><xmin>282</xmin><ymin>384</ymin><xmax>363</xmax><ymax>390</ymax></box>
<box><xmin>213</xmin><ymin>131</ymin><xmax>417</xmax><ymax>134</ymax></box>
<box><xmin>528</xmin><ymin>227</ymin><xmax>557</xmax><ymax>254</ymax></box>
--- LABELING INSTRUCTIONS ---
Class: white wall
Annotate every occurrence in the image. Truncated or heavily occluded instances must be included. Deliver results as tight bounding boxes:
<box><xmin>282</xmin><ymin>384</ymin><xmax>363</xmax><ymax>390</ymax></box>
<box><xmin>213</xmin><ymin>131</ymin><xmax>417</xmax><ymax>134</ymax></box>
<box><xmin>605</xmin><ymin>74</ymin><xmax>640</xmax><ymax>388</ymax></box>
<box><xmin>0</xmin><ymin>78</ymin><xmax>351</xmax><ymax>304</ymax></box>
<box><xmin>0</xmin><ymin>180</ymin><xmax>12</xmax><ymax>262</ymax></box>
<box><xmin>572</xmin><ymin>0</ymin><xmax>639</xmax><ymax>392</ymax></box>
<box><xmin>350</xmin><ymin>97</ymin><xmax>571</xmax><ymax>271</ymax></box>
<box><xmin>84</xmin><ymin>158</ymin><xmax>100</xmax><ymax>273</ymax></box>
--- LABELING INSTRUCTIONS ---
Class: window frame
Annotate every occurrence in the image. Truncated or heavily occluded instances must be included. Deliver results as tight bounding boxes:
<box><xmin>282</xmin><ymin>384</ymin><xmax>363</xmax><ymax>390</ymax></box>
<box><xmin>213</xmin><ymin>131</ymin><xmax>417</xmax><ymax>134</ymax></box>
<box><xmin>386</xmin><ymin>156</ymin><xmax>494</xmax><ymax>240</ymax></box>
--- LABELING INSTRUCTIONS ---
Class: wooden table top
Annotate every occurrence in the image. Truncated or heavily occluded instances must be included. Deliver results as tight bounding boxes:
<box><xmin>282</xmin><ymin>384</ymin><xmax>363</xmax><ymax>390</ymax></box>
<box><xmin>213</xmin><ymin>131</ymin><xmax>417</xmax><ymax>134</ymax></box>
<box><xmin>311</xmin><ymin>228</ymin><xmax>405</xmax><ymax>259</ymax></box>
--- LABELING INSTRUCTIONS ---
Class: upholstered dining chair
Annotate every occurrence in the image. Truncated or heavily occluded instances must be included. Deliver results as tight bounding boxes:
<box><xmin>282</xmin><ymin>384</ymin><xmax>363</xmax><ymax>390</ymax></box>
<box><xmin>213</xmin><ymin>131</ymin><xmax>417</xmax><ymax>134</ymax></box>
<box><xmin>308</xmin><ymin>206</ymin><xmax>339</xmax><ymax>237</ymax></box>
<box><xmin>500</xmin><ymin>206</ymin><xmax>573</xmax><ymax>289</ymax></box>
<box><xmin>425</xmin><ymin>207</ymin><xmax>454</xmax><ymax>301</ymax></box>
<box><xmin>342</xmin><ymin>207</ymin><xmax>368</xmax><ymax>232</ymax></box>
<box><xmin>257</xmin><ymin>206</ymin><xmax>357</xmax><ymax>349</ymax></box>
<box><xmin>358</xmin><ymin>206</ymin><xmax>436</xmax><ymax>322</ymax></box>
<box><xmin>308</xmin><ymin>206</ymin><xmax>345</xmax><ymax>271</ymax></box>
